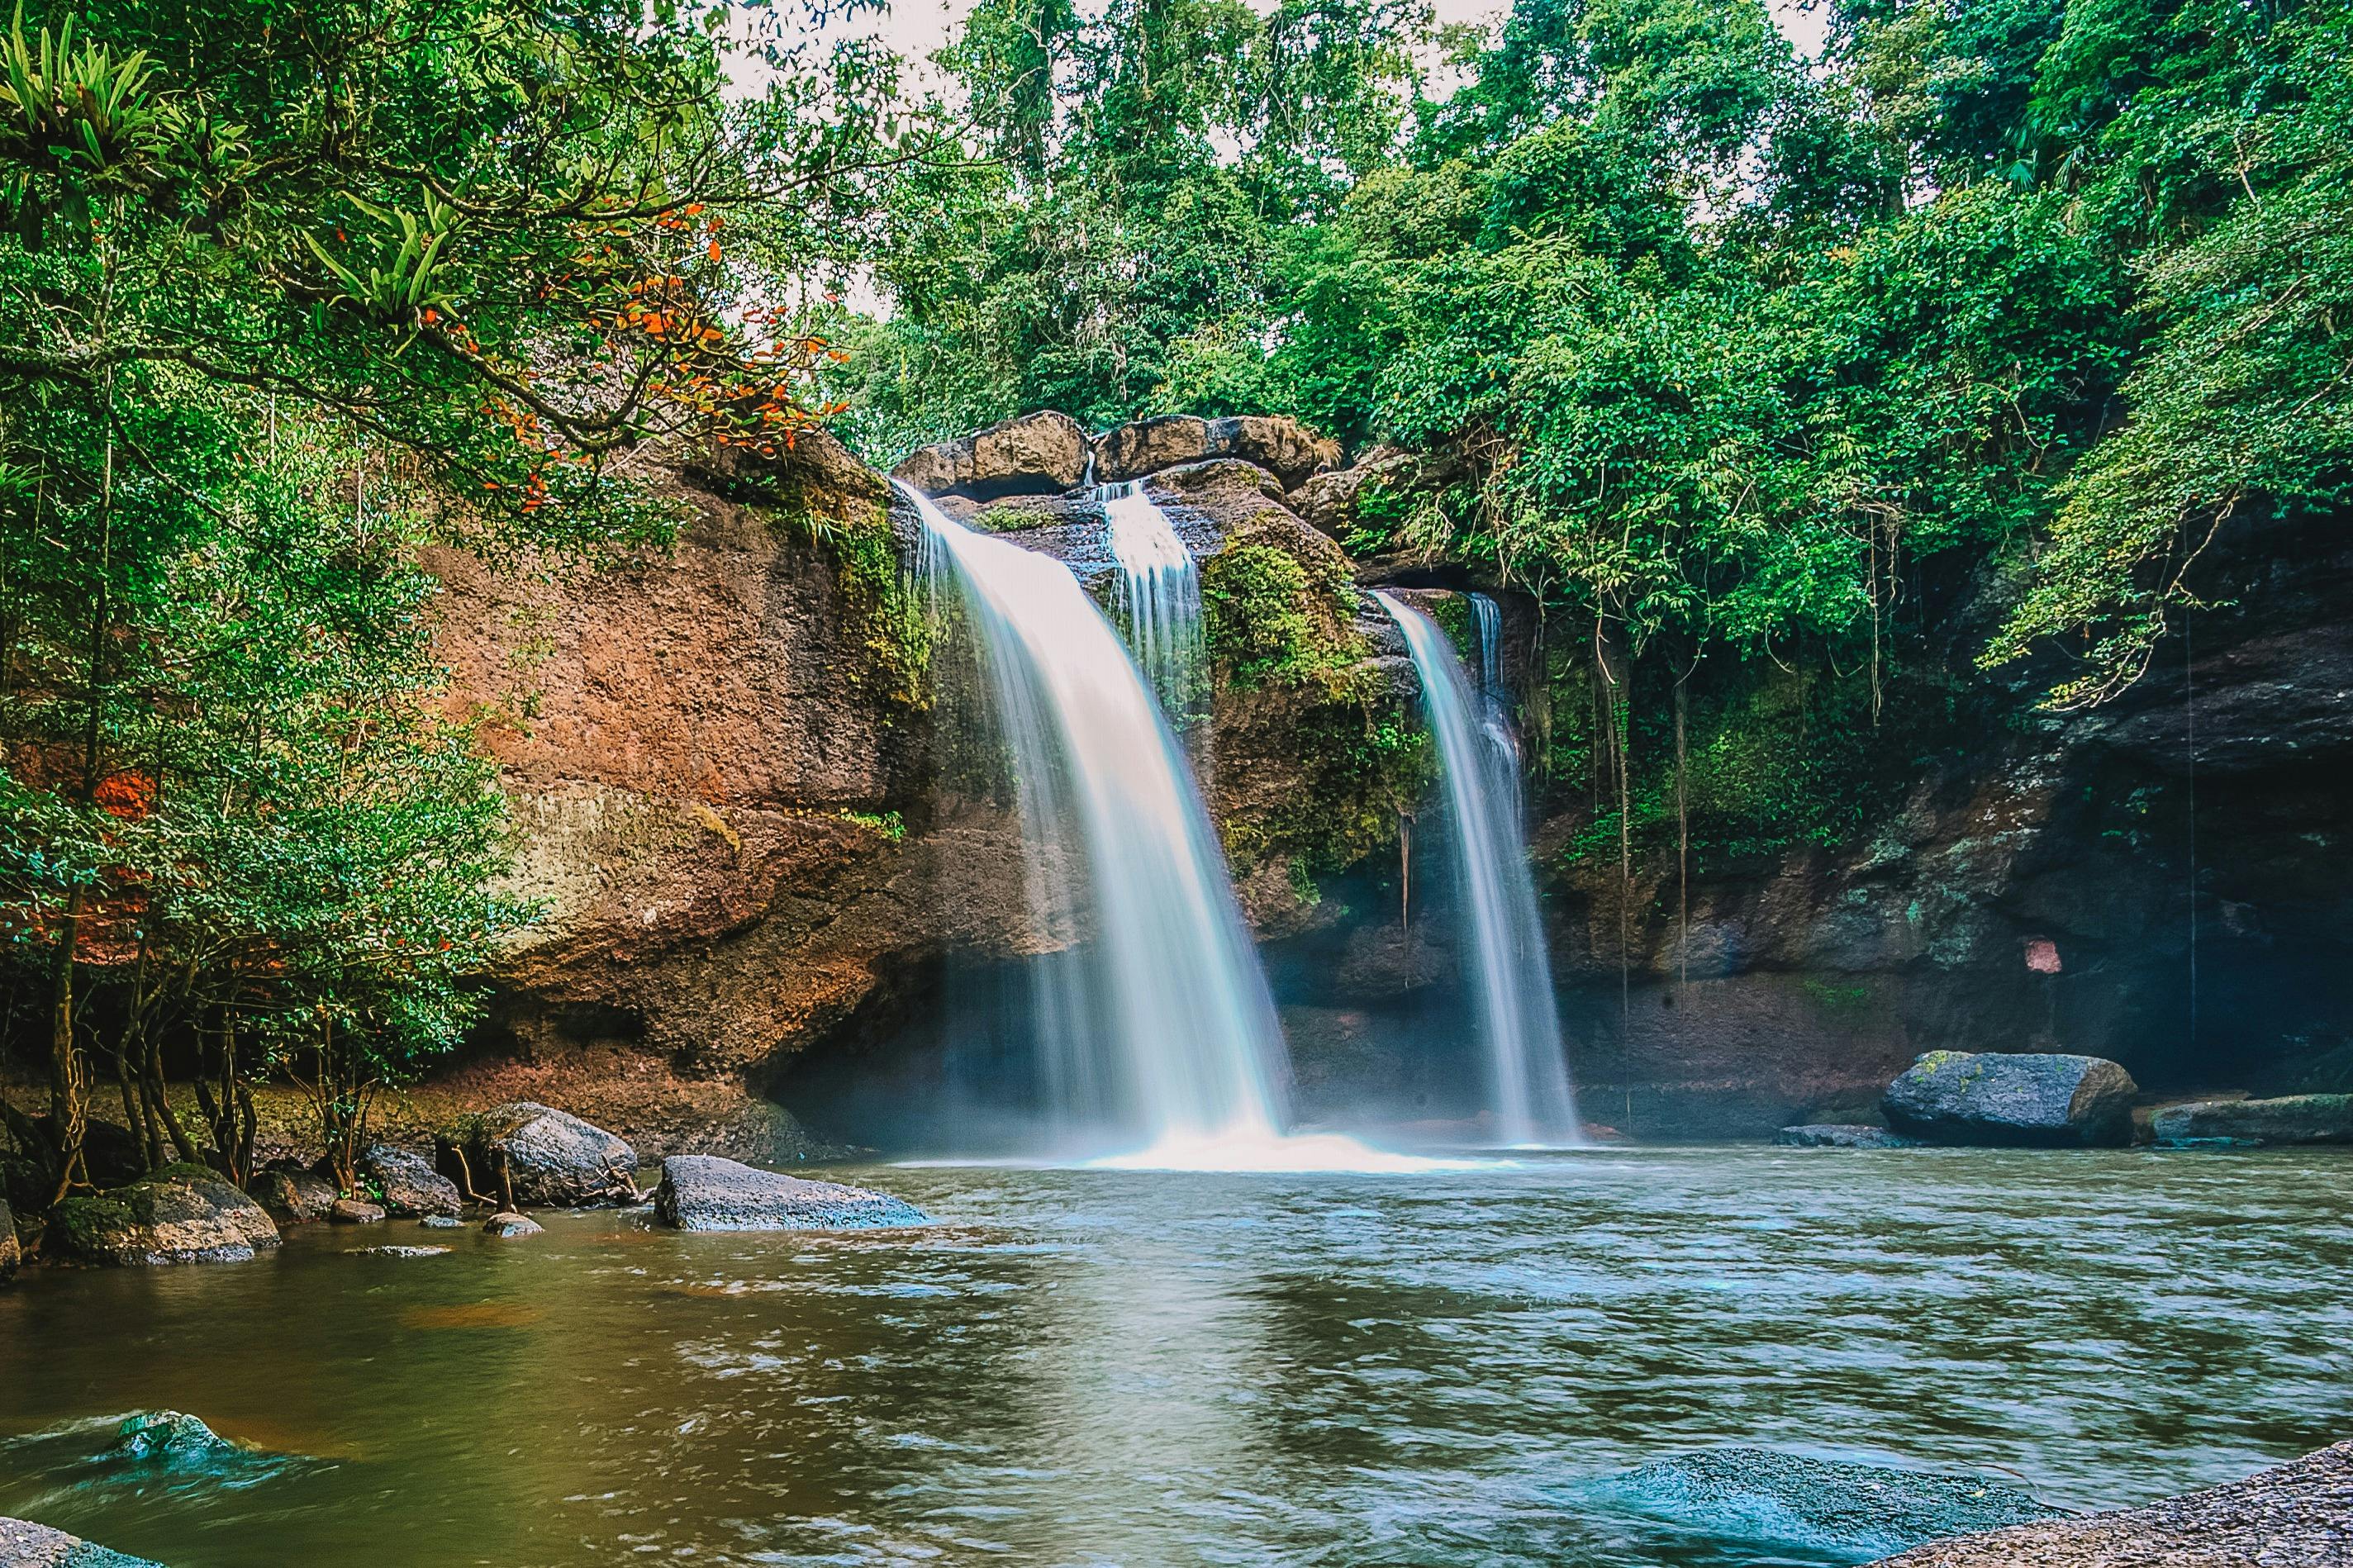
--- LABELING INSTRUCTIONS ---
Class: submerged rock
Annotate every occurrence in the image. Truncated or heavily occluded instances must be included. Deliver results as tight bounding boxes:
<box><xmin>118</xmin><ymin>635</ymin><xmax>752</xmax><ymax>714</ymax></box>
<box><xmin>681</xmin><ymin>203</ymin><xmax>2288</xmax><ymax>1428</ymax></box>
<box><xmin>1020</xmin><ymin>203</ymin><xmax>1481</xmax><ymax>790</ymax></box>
<box><xmin>1870</xmin><ymin>1437</ymin><xmax>2353</xmax><ymax>1566</ymax></box>
<box><xmin>1882</xmin><ymin>1052</ymin><xmax>2137</xmax><ymax>1147</ymax></box>
<box><xmin>418</xmin><ymin>1214</ymin><xmax>465</xmax><ymax>1230</ymax></box>
<box><xmin>1604</xmin><ymin>1448</ymin><xmax>2061</xmax><ymax>1558</ymax></box>
<box><xmin>355</xmin><ymin>1143</ymin><xmax>461</xmax><ymax>1218</ymax></box>
<box><xmin>0</xmin><ymin>1516</ymin><xmax>166</xmax><ymax>1566</ymax></box>
<box><xmin>102</xmin><ymin>1412</ymin><xmax>237</xmax><ymax>1466</ymax></box>
<box><xmin>482</xmin><ymin>1211</ymin><xmax>544</xmax><ymax>1238</ymax></box>
<box><xmin>353</xmin><ymin>1244</ymin><xmax>450</xmax><ymax>1259</ymax></box>
<box><xmin>48</xmin><ymin>1165</ymin><xmax>282</xmax><ymax>1266</ymax></box>
<box><xmin>2151</xmin><ymin>1093</ymin><xmax>2353</xmax><ymax>1147</ymax></box>
<box><xmin>652</xmin><ymin>1155</ymin><xmax>925</xmax><ymax>1232</ymax></box>
<box><xmin>1775</xmin><ymin>1124</ymin><xmax>1919</xmax><ymax>1149</ymax></box>
<box><xmin>437</xmin><ymin>1102</ymin><xmax>638</xmax><ymax>1208</ymax></box>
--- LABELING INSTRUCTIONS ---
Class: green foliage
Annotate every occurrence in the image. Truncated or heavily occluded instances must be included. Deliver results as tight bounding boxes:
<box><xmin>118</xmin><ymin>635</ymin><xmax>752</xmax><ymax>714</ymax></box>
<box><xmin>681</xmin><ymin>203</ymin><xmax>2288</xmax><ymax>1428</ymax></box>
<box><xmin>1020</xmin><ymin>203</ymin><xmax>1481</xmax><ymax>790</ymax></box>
<box><xmin>1200</xmin><ymin>539</ymin><xmax>1361</xmax><ymax>690</ymax></box>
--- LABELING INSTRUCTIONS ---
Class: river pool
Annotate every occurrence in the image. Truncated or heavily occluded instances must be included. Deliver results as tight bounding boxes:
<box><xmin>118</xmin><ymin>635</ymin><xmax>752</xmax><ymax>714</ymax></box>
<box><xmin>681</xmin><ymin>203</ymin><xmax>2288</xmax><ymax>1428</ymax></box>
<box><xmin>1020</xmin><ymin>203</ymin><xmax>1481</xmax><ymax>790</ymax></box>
<box><xmin>2</xmin><ymin>1146</ymin><xmax>2346</xmax><ymax>1566</ymax></box>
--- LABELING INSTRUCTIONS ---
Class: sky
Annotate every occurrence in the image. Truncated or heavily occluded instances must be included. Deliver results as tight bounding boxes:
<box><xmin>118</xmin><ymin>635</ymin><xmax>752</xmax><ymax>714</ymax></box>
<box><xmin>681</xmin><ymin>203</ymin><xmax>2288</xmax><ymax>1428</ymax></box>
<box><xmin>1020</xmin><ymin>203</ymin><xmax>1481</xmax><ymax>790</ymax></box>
<box><xmin>828</xmin><ymin>0</ymin><xmax>1832</xmax><ymax>78</ymax></box>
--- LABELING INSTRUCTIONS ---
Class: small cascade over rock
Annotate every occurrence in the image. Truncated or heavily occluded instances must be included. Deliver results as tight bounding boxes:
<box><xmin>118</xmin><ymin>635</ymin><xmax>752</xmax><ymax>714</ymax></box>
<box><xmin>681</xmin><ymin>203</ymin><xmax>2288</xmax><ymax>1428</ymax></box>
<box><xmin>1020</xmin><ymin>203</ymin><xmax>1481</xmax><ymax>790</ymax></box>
<box><xmin>897</xmin><ymin>478</ymin><xmax>1294</xmax><ymax>1158</ymax></box>
<box><xmin>1377</xmin><ymin>592</ymin><xmax>1582</xmax><ymax>1147</ymax></box>
<box><xmin>1098</xmin><ymin>479</ymin><xmax>1205</xmax><ymax>728</ymax></box>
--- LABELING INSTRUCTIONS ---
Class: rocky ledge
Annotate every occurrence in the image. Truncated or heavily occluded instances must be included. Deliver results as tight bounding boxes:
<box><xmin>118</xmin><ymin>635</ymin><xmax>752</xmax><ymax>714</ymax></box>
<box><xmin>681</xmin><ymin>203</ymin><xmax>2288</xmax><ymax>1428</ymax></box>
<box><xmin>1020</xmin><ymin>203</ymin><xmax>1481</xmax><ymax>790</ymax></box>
<box><xmin>2151</xmin><ymin>1093</ymin><xmax>2353</xmax><ymax>1147</ymax></box>
<box><xmin>0</xmin><ymin>1517</ymin><xmax>164</xmax><ymax>1567</ymax></box>
<box><xmin>1870</xmin><ymin>1438</ymin><xmax>2353</xmax><ymax>1566</ymax></box>
<box><xmin>653</xmin><ymin>1154</ymin><xmax>925</xmax><ymax>1231</ymax></box>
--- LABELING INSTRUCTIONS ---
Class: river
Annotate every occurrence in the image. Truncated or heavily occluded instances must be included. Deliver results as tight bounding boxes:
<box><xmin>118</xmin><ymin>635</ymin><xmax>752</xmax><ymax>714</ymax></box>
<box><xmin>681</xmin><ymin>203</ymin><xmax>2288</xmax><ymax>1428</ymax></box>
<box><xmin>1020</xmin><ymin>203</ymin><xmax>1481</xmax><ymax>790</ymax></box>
<box><xmin>2</xmin><ymin>1146</ymin><xmax>2346</xmax><ymax>1566</ymax></box>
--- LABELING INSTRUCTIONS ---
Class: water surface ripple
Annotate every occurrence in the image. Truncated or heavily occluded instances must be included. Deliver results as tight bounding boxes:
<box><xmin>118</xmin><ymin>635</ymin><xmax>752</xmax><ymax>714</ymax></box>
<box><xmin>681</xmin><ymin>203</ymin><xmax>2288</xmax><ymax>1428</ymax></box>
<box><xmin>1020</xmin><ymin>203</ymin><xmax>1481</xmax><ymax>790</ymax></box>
<box><xmin>1</xmin><ymin>1147</ymin><xmax>2346</xmax><ymax>1566</ymax></box>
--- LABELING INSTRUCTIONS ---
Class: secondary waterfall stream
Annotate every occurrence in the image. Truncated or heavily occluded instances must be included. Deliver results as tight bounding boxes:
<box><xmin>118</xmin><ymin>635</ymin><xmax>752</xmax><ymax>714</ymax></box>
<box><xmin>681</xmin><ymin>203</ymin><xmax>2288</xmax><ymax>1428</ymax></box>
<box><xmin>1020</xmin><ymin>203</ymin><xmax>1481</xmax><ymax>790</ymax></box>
<box><xmin>1099</xmin><ymin>480</ymin><xmax>1205</xmax><ymax>728</ymax></box>
<box><xmin>1378</xmin><ymin>591</ymin><xmax>1583</xmax><ymax>1146</ymax></box>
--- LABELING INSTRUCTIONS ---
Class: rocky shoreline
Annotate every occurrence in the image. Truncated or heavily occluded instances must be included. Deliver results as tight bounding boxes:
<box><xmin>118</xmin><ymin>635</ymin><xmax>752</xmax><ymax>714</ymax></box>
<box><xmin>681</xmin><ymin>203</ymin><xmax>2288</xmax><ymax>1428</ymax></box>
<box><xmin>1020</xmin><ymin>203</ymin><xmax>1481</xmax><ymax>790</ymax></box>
<box><xmin>1870</xmin><ymin>1440</ymin><xmax>2353</xmax><ymax>1566</ymax></box>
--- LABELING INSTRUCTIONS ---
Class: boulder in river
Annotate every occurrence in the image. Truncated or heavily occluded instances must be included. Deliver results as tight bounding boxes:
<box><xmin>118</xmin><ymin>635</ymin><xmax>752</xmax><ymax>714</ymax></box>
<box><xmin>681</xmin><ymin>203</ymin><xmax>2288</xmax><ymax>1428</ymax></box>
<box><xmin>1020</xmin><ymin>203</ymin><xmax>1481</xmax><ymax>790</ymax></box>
<box><xmin>329</xmin><ymin>1197</ymin><xmax>386</xmax><ymax>1225</ymax></box>
<box><xmin>437</xmin><ymin>1102</ymin><xmax>638</xmax><ymax>1208</ymax></box>
<box><xmin>1881</xmin><ymin>1052</ymin><xmax>2137</xmax><ymax>1147</ymax></box>
<box><xmin>354</xmin><ymin>1143</ymin><xmax>460</xmax><ymax>1217</ymax></box>
<box><xmin>1775</xmin><ymin>1124</ymin><xmax>1918</xmax><ymax>1149</ymax></box>
<box><xmin>250</xmin><ymin>1163</ymin><xmax>339</xmax><ymax>1225</ymax></box>
<box><xmin>2150</xmin><ymin>1093</ymin><xmax>2353</xmax><ymax>1147</ymax></box>
<box><xmin>653</xmin><ymin>1155</ymin><xmax>925</xmax><ymax>1232</ymax></box>
<box><xmin>48</xmin><ymin>1164</ymin><xmax>282</xmax><ymax>1266</ymax></box>
<box><xmin>102</xmin><ymin>1411</ymin><xmax>239</xmax><ymax>1466</ymax></box>
<box><xmin>0</xmin><ymin>1516</ymin><xmax>166</xmax><ymax>1566</ymax></box>
<box><xmin>482</xmin><ymin>1211</ymin><xmax>544</xmax><ymax>1238</ymax></box>
<box><xmin>1602</xmin><ymin>1448</ymin><xmax>2061</xmax><ymax>1559</ymax></box>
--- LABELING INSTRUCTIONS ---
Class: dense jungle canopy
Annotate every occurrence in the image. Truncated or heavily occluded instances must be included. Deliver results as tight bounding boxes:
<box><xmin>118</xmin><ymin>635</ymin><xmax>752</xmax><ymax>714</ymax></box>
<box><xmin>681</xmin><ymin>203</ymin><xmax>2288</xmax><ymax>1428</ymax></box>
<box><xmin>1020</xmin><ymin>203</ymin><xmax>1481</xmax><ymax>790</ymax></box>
<box><xmin>0</xmin><ymin>0</ymin><xmax>2346</xmax><ymax>1190</ymax></box>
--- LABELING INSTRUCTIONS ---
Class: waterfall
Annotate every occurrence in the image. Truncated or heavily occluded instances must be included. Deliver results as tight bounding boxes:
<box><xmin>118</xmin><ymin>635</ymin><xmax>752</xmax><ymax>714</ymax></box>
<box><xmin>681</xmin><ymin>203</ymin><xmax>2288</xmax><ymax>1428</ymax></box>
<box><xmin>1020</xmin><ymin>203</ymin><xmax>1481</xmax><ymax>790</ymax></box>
<box><xmin>1376</xmin><ymin>591</ymin><xmax>1583</xmax><ymax>1147</ymax></box>
<box><xmin>899</xmin><ymin>479</ymin><xmax>1294</xmax><ymax>1160</ymax></box>
<box><xmin>1099</xmin><ymin>480</ymin><xmax>1205</xmax><ymax>726</ymax></box>
<box><xmin>1471</xmin><ymin>593</ymin><xmax>1505</xmax><ymax>709</ymax></box>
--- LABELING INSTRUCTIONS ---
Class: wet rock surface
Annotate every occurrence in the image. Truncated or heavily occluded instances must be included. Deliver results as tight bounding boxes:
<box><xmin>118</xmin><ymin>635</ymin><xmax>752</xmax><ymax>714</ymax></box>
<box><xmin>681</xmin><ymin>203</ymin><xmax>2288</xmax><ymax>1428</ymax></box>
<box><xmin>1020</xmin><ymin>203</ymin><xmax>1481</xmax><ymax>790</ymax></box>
<box><xmin>0</xmin><ymin>1517</ymin><xmax>165</xmax><ymax>1567</ymax></box>
<box><xmin>1603</xmin><ymin>1447</ymin><xmax>2061</xmax><ymax>1559</ymax></box>
<box><xmin>481</xmin><ymin>1211</ymin><xmax>544</xmax><ymax>1238</ymax></box>
<box><xmin>328</xmin><ymin>1198</ymin><xmax>386</xmax><ymax>1224</ymax></box>
<box><xmin>1871</xmin><ymin>1438</ymin><xmax>2353</xmax><ymax>1566</ymax></box>
<box><xmin>352</xmin><ymin>1244</ymin><xmax>450</xmax><ymax>1258</ymax></box>
<box><xmin>102</xmin><ymin>1413</ymin><xmax>237</xmax><ymax>1466</ymax></box>
<box><xmin>1883</xmin><ymin>1052</ymin><xmax>2138</xmax><ymax>1147</ymax></box>
<box><xmin>1775</xmin><ymin>1124</ymin><xmax>1918</xmax><ymax>1148</ymax></box>
<box><xmin>47</xmin><ymin>1166</ymin><xmax>283</xmax><ymax>1266</ymax></box>
<box><xmin>653</xmin><ymin>1154</ymin><xmax>925</xmax><ymax>1231</ymax></box>
<box><xmin>437</xmin><ymin>1102</ymin><xmax>638</xmax><ymax>1207</ymax></box>
<box><xmin>355</xmin><ymin>1143</ymin><xmax>462</xmax><ymax>1217</ymax></box>
<box><xmin>2151</xmin><ymin>1093</ymin><xmax>2353</xmax><ymax>1147</ymax></box>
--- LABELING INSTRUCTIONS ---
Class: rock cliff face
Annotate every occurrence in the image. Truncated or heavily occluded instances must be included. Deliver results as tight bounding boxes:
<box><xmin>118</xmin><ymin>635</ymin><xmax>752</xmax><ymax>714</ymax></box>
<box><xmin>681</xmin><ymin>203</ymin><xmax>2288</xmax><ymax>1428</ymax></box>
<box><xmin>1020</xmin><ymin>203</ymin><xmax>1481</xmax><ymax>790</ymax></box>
<box><xmin>435</xmin><ymin>416</ymin><xmax>2351</xmax><ymax>1147</ymax></box>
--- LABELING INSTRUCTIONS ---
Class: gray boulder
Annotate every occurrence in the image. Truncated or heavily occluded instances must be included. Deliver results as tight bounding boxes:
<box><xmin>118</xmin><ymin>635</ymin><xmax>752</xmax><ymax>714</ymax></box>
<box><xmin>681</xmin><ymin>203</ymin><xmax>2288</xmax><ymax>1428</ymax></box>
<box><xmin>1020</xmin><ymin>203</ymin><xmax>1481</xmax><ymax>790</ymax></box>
<box><xmin>0</xmin><ymin>1196</ymin><xmax>17</xmax><ymax>1285</ymax></box>
<box><xmin>1882</xmin><ymin>1052</ymin><xmax>2137</xmax><ymax>1147</ymax></box>
<box><xmin>328</xmin><ymin>1197</ymin><xmax>385</xmax><ymax>1224</ymax></box>
<box><xmin>1094</xmin><ymin>413</ymin><xmax>1340</xmax><ymax>489</ymax></box>
<box><xmin>482</xmin><ymin>1211</ymin><xmax>544</xmax><ymax>1238</ymax></box>
<box><xmin>356</xmin><ymin>1143</ymin><xmax>460</xmax><ymax>1217</ymax></box>
<box><xmin>438</xmin><ymin>1102</ymin><xmax>637</xmax><ymax>1207</ymax></box>
<box><xmin>1603</xmin><ymin>1448</ymin><xmax>2061</xmax><ymax>1558</ymax></box>
<box><xmin>891</xmin><ymin>411</ymin><xmax>1087</xmax><ymax>500</ymax></box>
<box><xmin>0</xmin><ymin>1516</ymin><xmax>165</xmax><ymax>1566</ymax></box>
<box><xmin>250</xmin><ymin>1164</ymin><xmax>338</xmax><ymax>1225</ymax></box>
<box><xmin>352</xmin><ymin>1244</ymin><xmax>450</xmax><ymax>1259</ymax></box>
<box><xmin>653</xmin><ymin>1155</ymin><xmax>925</xmax><ymax>1232</ymax></box>
<box><xmin>2151</xmin><ymin>1093</ymin><xmax>2353</xmax><ymax>1147</ymax></box>
<box><xmin>1775</xmin><ymin>1124</ymin><xmax>1918</xmax><ymax>1149</ymax></box>
<box><xmin>48</xmin><ymin>1165</ymin><xmax>282</xmax><ymax>1266</ymax></box>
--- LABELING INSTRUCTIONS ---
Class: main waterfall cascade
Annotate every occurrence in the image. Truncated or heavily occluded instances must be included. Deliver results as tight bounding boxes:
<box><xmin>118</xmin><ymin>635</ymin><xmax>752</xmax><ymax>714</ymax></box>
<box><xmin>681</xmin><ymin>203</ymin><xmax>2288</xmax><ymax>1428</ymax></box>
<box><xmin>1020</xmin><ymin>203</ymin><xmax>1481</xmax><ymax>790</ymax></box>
<box><xmin>898</xmin><ymin>480</ymin><xmax>1422</xmax><ymax>1171</ymax></box>
<box><xmin>1376</xmin><ymin>592</ymin><xmax>1585</xmax><ymax>1147</ymax></box>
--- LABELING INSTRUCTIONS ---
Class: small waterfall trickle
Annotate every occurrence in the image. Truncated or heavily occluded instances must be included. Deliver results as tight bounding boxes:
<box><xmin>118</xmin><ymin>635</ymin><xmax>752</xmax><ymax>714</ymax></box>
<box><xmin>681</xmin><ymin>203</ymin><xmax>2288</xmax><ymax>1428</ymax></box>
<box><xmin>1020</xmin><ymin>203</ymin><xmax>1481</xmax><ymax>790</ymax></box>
<box><xmin>899</xmin><ymin>479</ymin><xmax>1319</xmax><ymax>1165</ymax></box>
<box><xmin>1376</xmin><ymin>591</ymin><xmax>1583</xmax><ymax>1147</ymax></box>
<box><xmin>1098</xmin><ymin>480</ymin><xmax>1205</xmax><ymax>726</ymax></box>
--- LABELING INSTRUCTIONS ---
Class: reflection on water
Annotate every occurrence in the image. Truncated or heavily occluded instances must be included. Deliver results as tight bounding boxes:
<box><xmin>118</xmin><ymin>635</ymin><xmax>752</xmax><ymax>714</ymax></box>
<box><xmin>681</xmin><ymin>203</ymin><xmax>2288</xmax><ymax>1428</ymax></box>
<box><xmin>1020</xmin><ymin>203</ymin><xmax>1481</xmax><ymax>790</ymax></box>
<box><xmin>1</xmin><ymin>1147</ymin><xmax>2346</xmax><ymax>1567</ymax></box>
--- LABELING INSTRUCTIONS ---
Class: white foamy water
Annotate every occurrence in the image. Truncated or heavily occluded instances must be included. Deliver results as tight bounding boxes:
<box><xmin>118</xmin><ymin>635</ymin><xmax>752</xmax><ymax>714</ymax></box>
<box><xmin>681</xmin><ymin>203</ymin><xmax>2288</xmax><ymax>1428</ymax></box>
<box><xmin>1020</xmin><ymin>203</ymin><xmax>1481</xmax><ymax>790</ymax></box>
<box><xmin>1378</xmin><ymin>591</ymin><xmax>1583</xmax><ymax>1147</ymax></box>
<box><xmin>906</xmin><ymin>479</ymin><xmax>1433</xmax><ymax>1171</ymax></box>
